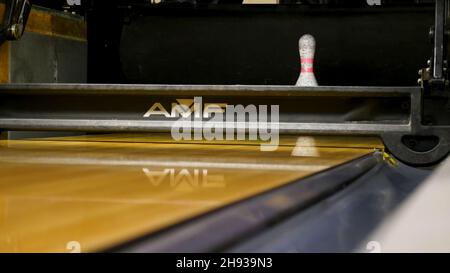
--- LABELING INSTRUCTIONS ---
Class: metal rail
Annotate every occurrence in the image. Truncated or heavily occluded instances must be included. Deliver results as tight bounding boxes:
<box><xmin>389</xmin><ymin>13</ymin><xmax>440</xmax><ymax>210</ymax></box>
<box><xmin>0</xmin><ymin>84</ymin><xmax>448</xmax><ymax>165</ymax></box>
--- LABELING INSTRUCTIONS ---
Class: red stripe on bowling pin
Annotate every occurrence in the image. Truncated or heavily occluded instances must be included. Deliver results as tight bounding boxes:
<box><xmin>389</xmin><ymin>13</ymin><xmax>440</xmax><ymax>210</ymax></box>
<box><xmin>301</xmin><ymin>67</ymin><xmax>314</xmax><ymax>73</ymax></box>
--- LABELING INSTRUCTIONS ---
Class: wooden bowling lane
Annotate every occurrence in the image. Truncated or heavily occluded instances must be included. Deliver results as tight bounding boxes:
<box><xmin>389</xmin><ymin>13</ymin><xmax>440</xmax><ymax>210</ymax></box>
<box><xmin>0</xmin><ymin>134</ymin><xmax>382</xmax><ymax>252</ymax></box>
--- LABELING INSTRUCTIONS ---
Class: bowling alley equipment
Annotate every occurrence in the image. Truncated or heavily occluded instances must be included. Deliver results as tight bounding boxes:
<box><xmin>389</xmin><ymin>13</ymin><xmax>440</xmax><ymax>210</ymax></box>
<box><xmin>0</xmin><ymin>1</ymin><xmax>449</xmax><ymax>253</ymax></box>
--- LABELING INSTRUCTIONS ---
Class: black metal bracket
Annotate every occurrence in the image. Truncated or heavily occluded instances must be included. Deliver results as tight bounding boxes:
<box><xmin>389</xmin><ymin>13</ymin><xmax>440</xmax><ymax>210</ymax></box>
<box><xmin>0</xmin><ymin>0</ymin><xmax>31</xmax><ymax>44</ymax></box>
<box><xmin>401</xmin><ymin>0</ymin><xmax>450</xmax><ymax>165</ymax></box>
<box><xmin>419</xmin><ymin>0</ymin><xmax>449</xmax><ymax>90</ymax></box>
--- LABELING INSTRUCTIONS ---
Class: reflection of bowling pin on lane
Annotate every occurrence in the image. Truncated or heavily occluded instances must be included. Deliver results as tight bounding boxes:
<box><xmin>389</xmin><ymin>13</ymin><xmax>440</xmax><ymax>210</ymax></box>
<box><xmin>296</xmin><ymin>34</ymin><xmax>318</xmax><ymax>86</ymax></box>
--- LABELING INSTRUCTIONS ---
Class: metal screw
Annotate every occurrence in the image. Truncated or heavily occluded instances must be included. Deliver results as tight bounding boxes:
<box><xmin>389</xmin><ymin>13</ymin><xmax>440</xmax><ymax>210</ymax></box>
<box><xmin>7</xmin><ymin>24</ymin><xmax>21</xmax><ymax>40</ymax></box>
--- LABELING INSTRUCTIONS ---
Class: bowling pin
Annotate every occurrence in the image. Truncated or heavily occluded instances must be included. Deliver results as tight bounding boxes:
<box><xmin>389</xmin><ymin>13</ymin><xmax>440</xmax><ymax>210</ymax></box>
<box><xmin>296</xmin><ymin>34</ymin><xmax>318</xmax><ymax>86</ymax></box>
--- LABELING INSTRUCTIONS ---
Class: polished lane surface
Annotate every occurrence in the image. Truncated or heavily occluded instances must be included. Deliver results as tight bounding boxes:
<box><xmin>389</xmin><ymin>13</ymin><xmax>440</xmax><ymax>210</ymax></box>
<box><xmin>0</xmin><ymin>134</ymin><xmax>382</xmax><ymax>252</ymax></box>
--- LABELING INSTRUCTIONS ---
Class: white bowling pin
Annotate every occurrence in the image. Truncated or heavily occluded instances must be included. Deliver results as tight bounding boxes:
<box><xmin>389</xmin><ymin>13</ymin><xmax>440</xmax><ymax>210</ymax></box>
<box><xmin>296</xmin><ymin>34</ymin><xmax>318</xmax><ymax>86</ymax></box>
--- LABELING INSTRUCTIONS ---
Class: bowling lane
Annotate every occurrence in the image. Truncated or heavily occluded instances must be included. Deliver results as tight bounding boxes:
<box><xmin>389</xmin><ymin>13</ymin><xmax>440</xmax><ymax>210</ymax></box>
<box><xmin>0</xmin><ymin>134</ymin><xmax>382</xmax><ymax>252</ymax></box>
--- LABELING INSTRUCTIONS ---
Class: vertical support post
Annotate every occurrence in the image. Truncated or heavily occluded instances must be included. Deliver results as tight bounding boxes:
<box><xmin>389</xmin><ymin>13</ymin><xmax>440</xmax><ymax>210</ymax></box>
<box><xmin>433</xmin><ymin>0</ymin><xmax>445</xmax><ymax>81</ymax></box>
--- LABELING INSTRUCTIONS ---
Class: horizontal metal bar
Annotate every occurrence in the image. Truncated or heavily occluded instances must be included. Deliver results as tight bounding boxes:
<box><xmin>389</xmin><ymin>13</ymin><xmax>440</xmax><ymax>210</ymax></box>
<box><xmin>0</xmin><ymin>83</ymin><xmax>418</xmax><ymax>96</ymax></box>
<box><xmin>2</xmin><ymin>84</ymin><xmax>446</xmax><ymax>165</ymax></box>
<box><xmin>0</xmin><ymin>84</ymin><xmax>416</xmax><ymax>136</ymax></box>
<box><xmin>0</xmin><ymin>119</ymin><xmax>412</xmax><ymax>134</ymax></box>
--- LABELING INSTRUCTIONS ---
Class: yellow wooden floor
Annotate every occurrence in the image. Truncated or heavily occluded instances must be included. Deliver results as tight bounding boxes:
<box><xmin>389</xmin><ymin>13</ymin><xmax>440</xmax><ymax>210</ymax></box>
<box><xmin>0</xmin><ymin>134</ymin><xmax>382</xmax><ymax>252</ymax></box>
